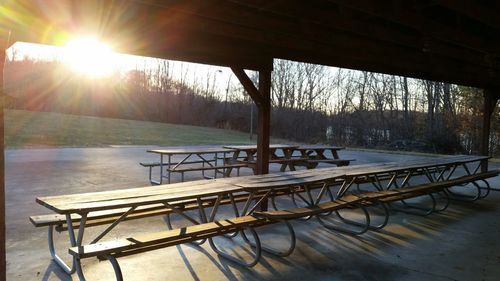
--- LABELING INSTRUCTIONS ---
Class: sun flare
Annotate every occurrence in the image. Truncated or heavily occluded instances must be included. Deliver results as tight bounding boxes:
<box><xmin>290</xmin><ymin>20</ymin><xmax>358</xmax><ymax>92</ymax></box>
<box><xmin>63</xmin><ymin>37</ymin><xmax>115</xmax><ymax>78</ymax></box>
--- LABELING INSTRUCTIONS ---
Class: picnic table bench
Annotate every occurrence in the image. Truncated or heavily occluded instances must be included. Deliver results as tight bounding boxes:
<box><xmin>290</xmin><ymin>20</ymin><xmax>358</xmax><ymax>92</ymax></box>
<box><xmin>31</xmin><ymin>155</ymin><xmax>498</xmax><ymax>280</ymax></box>
<box><xmin>294</xmin><ymin>145</ymin><xmax>354</xmax><ymax>168</ymax></box>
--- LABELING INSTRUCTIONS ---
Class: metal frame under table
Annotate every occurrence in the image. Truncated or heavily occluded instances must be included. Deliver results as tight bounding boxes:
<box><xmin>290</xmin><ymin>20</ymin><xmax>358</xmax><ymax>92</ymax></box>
<box><xmin>294</xmin><ymin>145</ymin><xmax>349</xmax><ymax>168</ymax></box>
<box><xmin>223</xmin><ymin>144</ymin><xmax>299</xmax><ymax>172</ymax></box>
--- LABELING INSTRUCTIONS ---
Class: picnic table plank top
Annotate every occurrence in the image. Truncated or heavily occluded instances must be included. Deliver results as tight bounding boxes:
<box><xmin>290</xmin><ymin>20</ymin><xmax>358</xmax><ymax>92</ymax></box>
<box><xmin>330</xmin><ymin>155</ymin><xmax>489</xmax><ymax>177</ymax></box>
<box><xmin>224</xmin><ymin>169</ymin><xmax>346</xmax><ymax>189</ymax></box>
<box><xmin>224</xmin><ymin>155</ymin><xmax>488</xmax><ymax>189</ymax></box>
<box><xmin>147</xmin><ymin>147</ymin><xmax>237</xmax><ymax>155</ymax></box>
<box><xmin>36</xmin><ymin>180</ymin><xmax>240</xmax><ymax>214</ymax></box>
<box><xmin>223</xmin><ymin>144</ymin><xmax>299</xmax><ymax>151</ymax></box>
<box><xmin>217</xmin><ymin>164</ymin><xmax>387</xmax><ymax>188</ymax></box>
<box><xmin>37</xmin><ymin>154</ymin><xmax>489</xmax><ymax>214</ymax></box>
<box><xmin>296</xmin><ymin>145</ymin><xmax>345</xmax><ymax>151</ymax></box>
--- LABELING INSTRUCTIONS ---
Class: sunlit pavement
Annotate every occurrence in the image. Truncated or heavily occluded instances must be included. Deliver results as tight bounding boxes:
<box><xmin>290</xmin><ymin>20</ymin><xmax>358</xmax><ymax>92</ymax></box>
<box><xmin>5</xmin><ymin>146</ymin><xmax>500</xmax><ymax>281</ymax></box>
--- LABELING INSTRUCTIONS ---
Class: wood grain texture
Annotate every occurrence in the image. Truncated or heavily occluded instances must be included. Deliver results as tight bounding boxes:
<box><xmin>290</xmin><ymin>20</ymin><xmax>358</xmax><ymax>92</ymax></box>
<box><xmin>68</xmin><ymin>215</ymin><xmax>267</xmax><ymax>258</ymax></box>
<box><xmin>148</xmin><ymin>147</ymin><xmax>236</xmax><ymax>155</ymax></box>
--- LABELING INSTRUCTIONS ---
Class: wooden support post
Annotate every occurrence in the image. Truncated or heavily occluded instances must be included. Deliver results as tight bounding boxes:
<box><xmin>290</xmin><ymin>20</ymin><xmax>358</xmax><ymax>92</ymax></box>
<box><xmin>256</xmin><ymin>69</ymin><xmax>271</xmax><ymax>176</ymax></box>
<box><xmin>256</xmin><ymin>70</ymin><xmax>271</xmax><ymax>211</ymax></box>
<box><xmin>0</xmin><ymin>34</ymin><xmax>7</xmax><ymax>281</ymax></box>
<box><xmin>480</xmin><ymin>89</ymin><xmax>498</xmax><ymax>172</ymax></box>
<box><xmin>231</xmin><ymin>67</ymin><xmax>272</xmax><ymax>176</ymax></box>
<box><xmin>231</xmin><ymin>66</ymin><xmax>272</xmax><ymax>211</ymax></box>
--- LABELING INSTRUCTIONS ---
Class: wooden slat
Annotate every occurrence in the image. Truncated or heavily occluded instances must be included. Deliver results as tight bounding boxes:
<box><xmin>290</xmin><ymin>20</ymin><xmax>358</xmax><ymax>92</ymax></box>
<box><xmin>254</xmin><ymin>194</ymin><xmax>364</xmax><ymax>220</ymax></box>
<box><xmin>147</xmin><ymin>147</ymin><xmax>236</xmax><ymax>155</ymax></box>
<box><xmin>38</xmin><ymin>180</ymin><xmax>223</xmax><ymax>205</ymax></box>
<box><xmin>223</xmin><ymin>144</ymin><xmax>298</xmax><ymax>151</ymax></box>
<box><xmin>68</xmin><ymin>215</ymin><xmax>267</xmax><ymax>258</ymax></box>
<box><xmin>37</xmin><ymin>181</ymin><xmax>241</xmax><ymax>214</ymax></box>
<box><xmin>234</xmin><ymin>171</ymin><xmax>346</xmax><ymax>189</ymax></box>
<box><xmin>246</xmin><ymin>158</ymin><xmax>310</xmax><ymax>164</ymax></box>
<box><xmin>41</xmin><ymin>186</ymin><xmax>238</xmax><ymax>214</ymax></box>
<box><xmin>30</xmin><ymin>214</ymin><xmax>70</xmax><ymax>227</ymax></box>
<box><xmin>255</xmin><ymin>202</ymin><xmax>343</xmax><ymax>220</ymax></box>
<box><xmin>140</xmin><ymin>159</ymin><xmax>216</xmax><ymax>167</ymax></box>
<box><xmin>168</xmin><ymin>164</ymin><xmax>247</xmax><ymax>173</ymax></box>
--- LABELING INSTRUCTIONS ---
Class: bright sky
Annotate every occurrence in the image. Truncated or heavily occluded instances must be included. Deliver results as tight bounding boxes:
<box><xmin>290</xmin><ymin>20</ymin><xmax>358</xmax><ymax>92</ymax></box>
<box><xmin>7</xmin><ymin>41</ymin><xmax>236</xmax><ymax>95</ymax></box>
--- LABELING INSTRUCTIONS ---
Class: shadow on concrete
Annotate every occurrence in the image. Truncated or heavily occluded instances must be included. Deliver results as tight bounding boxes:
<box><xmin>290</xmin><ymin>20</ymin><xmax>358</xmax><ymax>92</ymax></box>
<box><xmin>41</xmin><ymin>263</ymin><xmax>71</xmax><ymax>281</ymax></box>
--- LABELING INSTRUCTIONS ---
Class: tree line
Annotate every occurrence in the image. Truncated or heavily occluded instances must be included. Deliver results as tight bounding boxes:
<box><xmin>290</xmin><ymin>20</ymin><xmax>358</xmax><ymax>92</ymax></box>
<box><xmin>3</xmin><ymin>54</ymin><xmax>499</xmax><ymax>156</ymax></box>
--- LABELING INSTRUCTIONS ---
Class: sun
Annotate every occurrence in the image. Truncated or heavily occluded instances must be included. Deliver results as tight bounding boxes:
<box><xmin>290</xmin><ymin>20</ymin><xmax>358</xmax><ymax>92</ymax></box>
<box><xmin>63</xmin><ymin>37</ymin><xmax>115</xmax><ymax>78</ymax></box>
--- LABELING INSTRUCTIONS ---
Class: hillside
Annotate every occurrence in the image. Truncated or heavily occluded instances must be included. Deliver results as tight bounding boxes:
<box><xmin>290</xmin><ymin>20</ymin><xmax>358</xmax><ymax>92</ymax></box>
<box><xmin>4</xmin><ymin>110</ymin><xmax>258</xmax><ymax>148</ymax></box>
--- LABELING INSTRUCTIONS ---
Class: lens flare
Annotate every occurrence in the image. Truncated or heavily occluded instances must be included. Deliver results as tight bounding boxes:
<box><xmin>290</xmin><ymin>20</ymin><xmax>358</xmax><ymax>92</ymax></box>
<box><xmin>64</xmin><ymin>37</ymin><xmax>115</xmax><ymax>78</ymax></box>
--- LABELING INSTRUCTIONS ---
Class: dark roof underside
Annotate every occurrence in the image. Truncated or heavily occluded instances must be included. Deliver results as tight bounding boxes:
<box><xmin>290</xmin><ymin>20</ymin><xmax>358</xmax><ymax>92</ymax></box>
<box><xmin>2</xmin><ymin>0</ymin><xmax>500</xmax><ymax>90</ymax></box>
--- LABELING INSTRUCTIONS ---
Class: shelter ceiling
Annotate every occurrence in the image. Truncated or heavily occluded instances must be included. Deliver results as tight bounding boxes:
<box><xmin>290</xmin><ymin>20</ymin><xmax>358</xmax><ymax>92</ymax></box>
<box><xmin>1</xmin><ymin>0</ymin><xmax>500</xmax><ymax>89</ymax></box>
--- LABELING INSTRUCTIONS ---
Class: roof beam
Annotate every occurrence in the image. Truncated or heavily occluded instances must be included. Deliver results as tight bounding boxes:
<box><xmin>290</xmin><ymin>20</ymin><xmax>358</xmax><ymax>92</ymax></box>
<box><xmin>169</xmin><ymin>13</ymin><xmax>500</xmax><ymax>87</ymax></box>
<box><xmin>132</xmin><ymin>1</ymin><xmax>500</xmax><ymax>87</ymax></box>
<box><xmin>224</xmin><ymin>0</ymin><xmax>496</xmax><ymax>70</ymax></box>
<box><xmin>142</xmin><ymin>0</ymin><xmax>496</xmax><ymax>72</ymax></box>
<box><xmin>436</xmin><ymin>0</ymin><xmax>500</xmax><ymax>30</ymax></box>
<box><xmin>327</xmin><ymin>0</ymin><xmax>500</xmax><ymax>55</ymax></box>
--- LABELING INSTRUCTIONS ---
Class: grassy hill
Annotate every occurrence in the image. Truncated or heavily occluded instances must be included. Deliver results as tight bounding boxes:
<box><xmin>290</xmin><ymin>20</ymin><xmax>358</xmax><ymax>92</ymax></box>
<box><xmin>5</xmin><ymin>110</ymin><xmax>261</xmax><ymax>148</ymax></box>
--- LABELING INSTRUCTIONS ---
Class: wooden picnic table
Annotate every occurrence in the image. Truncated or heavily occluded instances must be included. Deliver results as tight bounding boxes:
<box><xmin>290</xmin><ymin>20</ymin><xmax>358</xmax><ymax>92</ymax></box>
<box><xmin>37</xmin><ymin>180</ymin><xmax>242</xmax><ymax>214</ymax></box>
<box><xmin>35</xmin><ymin>179</ymin><xmax>256</xmax><ymax>277</ymax></box>
<box><xmin>31</xmin><ymin>154</ymin><xmax>496</xmax><ymax>280</ymax></box>
<box><xmin>223</xmin><ymin>144</ymin><xmax>300</xmax><ymax>172</ymax></box>
<box><xmin>146</xmin><ymin>147</ymin><xmax>239</xmax><ymax>184</ymax></box>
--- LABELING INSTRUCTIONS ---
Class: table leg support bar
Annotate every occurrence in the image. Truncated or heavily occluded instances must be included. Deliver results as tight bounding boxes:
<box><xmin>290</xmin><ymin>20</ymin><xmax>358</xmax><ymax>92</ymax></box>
<box><xmin>48</xmin><ymin>225</ymin><xmax>76</xmax><ymax>274</ymax></box>
<box><xmin>75</xmin><ymin>255</ymin><xmax>123</xmax><ymax>281</ymax></box>
<box><xmin>389</xmin><ymin>194</ymin><xmax>436</xmax><ymax>216</ymax></box>
<box><xmin>208</xmin><ymin>228</ymin><xmax>262</xmax><ymax>267</ymax></box>
<box><xmin>317</xmin><ymin>204</ymin><xmax>371</xmax><ymax>235</ymax></box>
<box><xmin>445</xmin><ymin>181</ymin><xmax>484</xmax><ymax>202</ymax></box>
<box><xmin>241</xmin><ymin>220</ymin><xmax>296</xmax><ymax>257</ymax></box>
<box><xmin>334</xmin><ymin>203</ymin><xmax>390</xmax><ymax>231</ymax></box>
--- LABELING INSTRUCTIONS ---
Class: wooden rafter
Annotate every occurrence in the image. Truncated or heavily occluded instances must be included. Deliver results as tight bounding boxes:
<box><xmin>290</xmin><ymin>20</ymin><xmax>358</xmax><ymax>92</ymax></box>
<box><xmin>225</xmin><ymin>0</ymin><xmax>494</xmax><ymax>69</ymax></box>
<box><xmin>231</xmin><ymin>67</ymin><xmax>264</xmax><ymax>106</ymax></box>
<box><xmin>435</xmin><ymin>0</ymin><xmax>500</xmax><ymax>30</ymax></box>
<box><xmin>326</xmin><ymin>0</ymin><xmax>500</xmax><ymax>55</ymax></box>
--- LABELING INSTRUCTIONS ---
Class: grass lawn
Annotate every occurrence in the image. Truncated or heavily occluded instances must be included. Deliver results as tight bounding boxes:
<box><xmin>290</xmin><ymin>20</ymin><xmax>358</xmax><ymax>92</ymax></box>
<box><xmin>4</xmin><ymin>110</ymin><xmax>263</xmax><ymax>148</ymax></box>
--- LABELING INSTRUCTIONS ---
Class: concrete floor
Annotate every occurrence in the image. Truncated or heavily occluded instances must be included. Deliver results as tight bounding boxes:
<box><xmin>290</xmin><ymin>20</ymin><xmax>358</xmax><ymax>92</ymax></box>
<box><xmin>5</xmin><ymin>146</ymin><xmax>500</xmax><ymax>281</ymax></box>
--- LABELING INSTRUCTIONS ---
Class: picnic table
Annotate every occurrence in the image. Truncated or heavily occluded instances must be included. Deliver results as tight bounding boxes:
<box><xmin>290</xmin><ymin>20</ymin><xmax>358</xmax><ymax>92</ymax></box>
<box><xmin>294</xmin><ymin>145</ymin><xmax>354</xmax><ymax>168</ymax></box>
<box><xmin>30</xmin><ymin>155</ymin><xmax>499</xmax><ymax>280</ymax></box>
<box><xmin>223</xmin><ymin>144</ymin><xmax>302</xmax><ymax>172</ymax></box>
<box><xmin>33</xmin><ymin>178</ymin><xmax>298</xmax><ymax>279</ymax></box>
<box><xmin>145</xmin><ymin>147</ymin><xmax>244</xmax><ymax>184</ymax></box>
